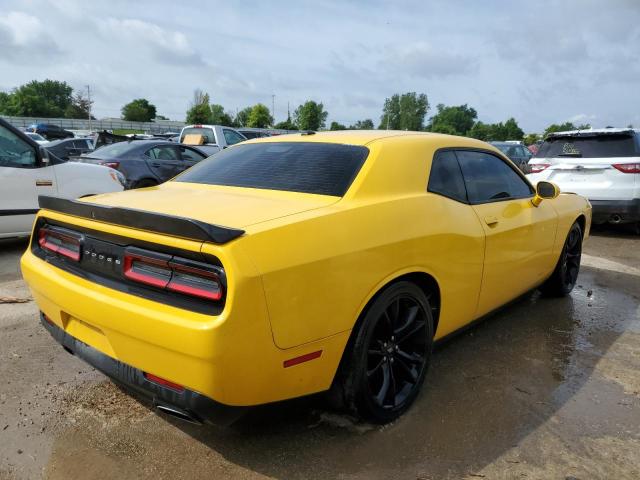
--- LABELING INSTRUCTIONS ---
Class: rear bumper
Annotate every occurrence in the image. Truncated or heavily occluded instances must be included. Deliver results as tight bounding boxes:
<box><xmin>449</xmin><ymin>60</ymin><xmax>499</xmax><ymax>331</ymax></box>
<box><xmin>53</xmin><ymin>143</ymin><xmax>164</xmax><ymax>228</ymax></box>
<box><xmin>40</xmin><ymin>313</ymin><xmax>245</xmax><ymax>425</ymax></box>
<box><xmin>590</xmin><ymin>199</ymin><xmax>640</xmax><ymax>224</ymax></box>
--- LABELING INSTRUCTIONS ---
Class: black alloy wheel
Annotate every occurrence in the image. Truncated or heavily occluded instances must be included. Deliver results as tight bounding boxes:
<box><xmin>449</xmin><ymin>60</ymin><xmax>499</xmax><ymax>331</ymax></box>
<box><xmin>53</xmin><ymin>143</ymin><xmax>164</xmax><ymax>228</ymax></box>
<box><xmin>338</xmin><ymin>281</ymin><xmax>434</xmax><ymax>423</ymax></box>
<box><xmin>541</xmin><ymin>221</ymin><xmax>583</xmax><ymax>296</ymax></box>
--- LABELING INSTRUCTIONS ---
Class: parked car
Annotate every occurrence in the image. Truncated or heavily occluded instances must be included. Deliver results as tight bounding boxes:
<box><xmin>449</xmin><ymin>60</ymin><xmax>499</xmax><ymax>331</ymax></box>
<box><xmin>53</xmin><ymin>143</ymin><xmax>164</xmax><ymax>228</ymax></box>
<box><xmin>490</xmin><ymin>141</ymin><xmax>533</xmax><ymax>173</ymax></box>
<box><xmin>0</xmin><ymin>118</ymin><xmax>124</xmax><ymax>238</ymax></box>
<box><xmin>25</xmin><ymin>132</ymin><xmax>49</xmax><ymax>145</ymax></box>
<box><xmin>22</xmin><ymin>131</ymin><xmax>591</xmax><ymax>424</ymax></box>
<box><xmin>237</xmin><ymin>128</ymin><xmax>271</xmax><ymax>139</ymax></box>
<box><xmin>45</xmin><ymin>138</ymin><xmax>94</xmax><ymax>161</ymax></box>
<box><xmin>528</xmin><ymin>128</ymin><xmax>640</xmax><ymax>232</ymax></box>
<box><xmin>75</xmin><ymin>140</ymin><xmax>208</xmax><ymax>189</ymax></box>
<box><xmin>179</xmin><ymin>124</ymin><xmax>247</xmax><ymax>155</ymax></box>
<box><xmin>27</xmin><ymin>123</ymin><xmax>74</xmax><ymax>140</ymax></box>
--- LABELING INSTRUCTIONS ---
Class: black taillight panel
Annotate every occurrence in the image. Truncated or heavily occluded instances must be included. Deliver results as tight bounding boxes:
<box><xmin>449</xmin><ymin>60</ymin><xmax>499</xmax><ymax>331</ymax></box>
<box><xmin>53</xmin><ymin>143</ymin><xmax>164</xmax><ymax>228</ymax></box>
<box><xmin>32</xmin><ymin>219</ymin><xmax>226</xmax><ymax>315</ymax></box>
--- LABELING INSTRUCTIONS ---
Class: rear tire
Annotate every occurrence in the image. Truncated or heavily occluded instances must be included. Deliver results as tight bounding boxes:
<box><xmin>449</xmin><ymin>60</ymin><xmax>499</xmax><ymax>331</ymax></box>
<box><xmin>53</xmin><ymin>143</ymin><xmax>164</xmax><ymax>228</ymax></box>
<box><xmin>336</xmin><ymin>281</ymin><xmax>434</xmax><ymax>424</ymax></box>
<box><xmin>540</xmin><ymin>221</ymin><xmax>582</xmax><ymax>297</ymax></box>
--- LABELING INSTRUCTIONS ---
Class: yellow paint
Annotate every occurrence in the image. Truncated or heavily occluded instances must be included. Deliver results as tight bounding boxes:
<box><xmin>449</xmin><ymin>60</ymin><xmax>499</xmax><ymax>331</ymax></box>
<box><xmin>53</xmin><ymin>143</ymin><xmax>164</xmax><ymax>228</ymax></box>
<box><xmin>21</xmin><ymin>131</ymin><xmax>592</xmax><ymax>406</ymax></box>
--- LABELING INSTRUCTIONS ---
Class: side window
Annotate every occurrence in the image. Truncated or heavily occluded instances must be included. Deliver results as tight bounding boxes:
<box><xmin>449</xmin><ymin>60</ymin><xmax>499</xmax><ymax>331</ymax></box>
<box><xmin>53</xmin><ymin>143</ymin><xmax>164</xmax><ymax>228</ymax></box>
<box><xmin>147</xmin><ymin>146</ymin><xmax>179</xmax><ymax>161</ymax></box>
<box><xmin>223</xmin><ymin>129</ymin><xmax>245</xmax><ymax>146</ymax></box>
<box><xmin>0</xmin><ymin>125</ymin><xmax>38</xmax><ymax>168</ymax></box>
<box><xmin>180</xmin><ymin>147</ymin><xmax>206</xmax><ymax>162</ymax></box>
<box><xmin>456</xmin><ymin>150</ymin><xmax>533</xmax><ymax>204</ymax></box>
<box><xmin>427</xmin><ymin>151</ymin><xmax>467</xmax><ymax>203</ymax></box>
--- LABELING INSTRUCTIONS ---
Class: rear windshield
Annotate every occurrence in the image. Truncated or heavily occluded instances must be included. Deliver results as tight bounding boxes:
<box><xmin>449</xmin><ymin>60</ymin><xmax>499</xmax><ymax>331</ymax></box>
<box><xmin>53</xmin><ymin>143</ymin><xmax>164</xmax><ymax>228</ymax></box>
<box><xmin>176</xmin><ymin>142</ymin><xmax>369</xmax><ymax>197</ymax></box>
<box><xmin>180</xmin><ymin>127</ymin><xmax>216</xmax><ymax>144</ymax></box>
<box><xmin>536</xmin><ymin>134</ymin><xmax>638</xmax><ymax>158</ymax></box>
<box><xmin>91</xmin><ymin>142</ymin><xmax>137</xmax><ymax>158</ymax></box>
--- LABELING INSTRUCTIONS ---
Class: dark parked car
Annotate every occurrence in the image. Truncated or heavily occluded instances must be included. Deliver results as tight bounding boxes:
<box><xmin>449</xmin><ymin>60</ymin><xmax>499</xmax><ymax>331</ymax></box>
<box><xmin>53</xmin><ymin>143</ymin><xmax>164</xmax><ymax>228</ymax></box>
<box><xmin>45</xmin><ymin>138</ymin><xmax>94</xmax><ymax>161</ymax></box>
<box><xmin>237</xmin><ymin>128</ymin><xmax>271</xmax><ymax>139</ymax></box>
<box><xmin>490</xmin><ymin>141</ymin><xmax>533</xmax><ymax>173</ymax></box>
<box><xmin>75</xmin><ymin>140</ymin><xmax>208</xmax><ymax>189</ymax></box>
<box><xmin>27</xmin><ymin>123</ymin><xmax>74</xmax><ymax>140</ymax></box>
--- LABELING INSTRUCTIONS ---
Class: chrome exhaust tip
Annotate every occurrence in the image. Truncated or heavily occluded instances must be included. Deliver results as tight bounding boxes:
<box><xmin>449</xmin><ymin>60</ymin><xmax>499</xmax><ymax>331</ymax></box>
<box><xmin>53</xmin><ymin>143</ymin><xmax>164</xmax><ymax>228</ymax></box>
<box><xmin>155</xmin><ymin>403</ymin><xmax>202</xmax><ymax>425</ymax></box>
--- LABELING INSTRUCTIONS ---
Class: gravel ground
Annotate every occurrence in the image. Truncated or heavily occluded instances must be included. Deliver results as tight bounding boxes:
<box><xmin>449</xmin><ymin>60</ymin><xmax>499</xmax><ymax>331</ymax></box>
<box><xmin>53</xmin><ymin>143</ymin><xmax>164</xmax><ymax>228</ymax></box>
<box><xmin>0</xmin><ymin>226</ymin><xmax>638</xmax><ymax>480</ymax></box>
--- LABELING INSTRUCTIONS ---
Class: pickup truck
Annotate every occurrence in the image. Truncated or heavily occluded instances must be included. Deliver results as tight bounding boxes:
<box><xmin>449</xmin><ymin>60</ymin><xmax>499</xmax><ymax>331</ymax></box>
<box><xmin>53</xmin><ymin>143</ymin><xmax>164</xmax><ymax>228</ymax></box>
<box><xmin>179</xmin><ymin>125</ymin><xmax>247</xmax><ymax>156</ymax></box>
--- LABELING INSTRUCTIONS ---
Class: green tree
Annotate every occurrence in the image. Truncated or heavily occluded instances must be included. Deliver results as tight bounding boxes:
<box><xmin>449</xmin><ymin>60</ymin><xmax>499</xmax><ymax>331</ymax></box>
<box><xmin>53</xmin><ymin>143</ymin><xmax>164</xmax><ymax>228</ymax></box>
<box><xmin>64</xmin><ymin>91</ymin><xmax>93</xmax><ymax>119</ymax></box>
<box><xmin>351</xmin><ymin>119</ymin><xmax>374</xmax><ymax>129</ymax></box>
<box><xmin>428</xmin><ymin>104</ymin><xmax>477</xmax><ymax>136</ymax></box>
<box><xmin>3</xmin><ymin>79</ymin><xmax>73</xmax><ymax>117</ymax></box>
<box><xmin>235</xmin><ymin>106</ymin><xmax>253</xmax><ymax>127</ymax></box>
<box><xmin>523</xmin><ymin>133</ymin><xmax>541</xmax><ymax>146</ymax></box>
<box><xmin>544</xmin><ymin>122</ymin><xmax>576</xmax><ymax>137</ymax></box>
<box><xmin>185</xmin><ymin>90</ymin><xmax>212</xmax><ymax>124</ymax></box>
<box><xmin>0</xmin><ymin>92</ymin><xmax>11</xmax><ymax>114</ymax></box>
<box><xmin>122</xmin><ymin>98</ymin><xmax>156</xmax><ymax>122</ymax></box>
<box><xmin>502</xmin><ymin>117</ymin><xmax>524</xmax><ymax>140</ymax></box>
<box><xmin>210</xmin><ymin>104</ymin><xmax>234</xmax><ymax>126</ymax></box>
<box><xmin>576</xmin><ymin>123</ymin><xmax>591</xmax><ymax>130</ymax></box>
<box><xmin>467</xmin><ymin>121</ymin><xmax>493</xmax><ymax>140</ymax></box>
<box><xmin>379</xmin><ymin>92</ymin><xmax>429</xmax><ymax>130</ymax></box>
<box><xmin>294</xmin><ymin>100</ymin><xmax>328</xmax><ymax>131</ymax></box>
<box><xmin>329</xmin><ymin>121</ymin><xmax>347</xmax><ymax>130</ymax></box>
<box><xmin>247</xmin><ymin>104</ymin><xmax>273</xmax><ymax>128</ymax></box>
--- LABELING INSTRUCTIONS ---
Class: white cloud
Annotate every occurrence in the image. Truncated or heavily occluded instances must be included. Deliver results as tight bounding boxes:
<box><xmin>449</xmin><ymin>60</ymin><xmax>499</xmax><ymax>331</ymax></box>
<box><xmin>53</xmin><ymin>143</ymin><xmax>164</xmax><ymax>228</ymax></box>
<box><xmin>0</xmin><ymin>11</ymin><xmax>62</xmax><ymax>60</ymax></box>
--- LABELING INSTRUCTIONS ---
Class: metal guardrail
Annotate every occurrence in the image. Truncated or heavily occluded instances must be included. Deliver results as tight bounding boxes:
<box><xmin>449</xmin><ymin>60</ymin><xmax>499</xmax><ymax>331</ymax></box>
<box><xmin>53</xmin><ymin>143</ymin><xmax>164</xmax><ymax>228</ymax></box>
<box><xmin>1</xmin><ymin>115</ymin><xmax>185</xmax><ymax>134</ymax></box>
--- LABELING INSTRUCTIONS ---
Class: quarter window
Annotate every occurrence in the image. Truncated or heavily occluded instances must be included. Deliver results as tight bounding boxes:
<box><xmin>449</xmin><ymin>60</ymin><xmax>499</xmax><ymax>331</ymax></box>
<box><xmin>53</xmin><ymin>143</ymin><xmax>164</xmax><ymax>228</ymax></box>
<box><xmin>427</xmin><ymin>151</ymin><xmax>467</xmax><ymax>203</ymax></box>
<box><xmin>223</xmin><ymin>129</ymin><xmax>245</xmax><ymax>146</ymax></box>
<box><xmin>147</xmin><ymin>145</ymin><xmax>179</xmax><ymax>160</ymax></box>
<box><xmin>180</xmin><ymin>146</ymin><xmax>206</xmax><ymax>162</ymax></box>
<box><xmin>456</xmin><ymin>150</ymin><xmax>533</xmax><ymax>203</ymax></box>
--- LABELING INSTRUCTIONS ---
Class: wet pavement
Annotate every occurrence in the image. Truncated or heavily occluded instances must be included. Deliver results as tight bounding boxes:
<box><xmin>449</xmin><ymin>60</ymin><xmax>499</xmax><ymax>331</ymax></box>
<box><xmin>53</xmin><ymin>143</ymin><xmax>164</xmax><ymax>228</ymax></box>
<box><xmin>0</xmin><ymin>227</ymin><xmax>638</xmax><ymax>479</ymax></box>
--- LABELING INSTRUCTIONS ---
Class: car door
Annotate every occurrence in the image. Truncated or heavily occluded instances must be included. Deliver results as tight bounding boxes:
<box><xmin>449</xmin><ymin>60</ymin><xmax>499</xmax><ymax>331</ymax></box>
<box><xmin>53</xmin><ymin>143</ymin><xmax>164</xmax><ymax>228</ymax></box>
<box><xmin>144</xmin><ymin>145</ymin><xmax>182</xmax><ymax>181</ymax></box>
<box><xmin>455</xmin><ymin>149</ymin><xmax>558</xmax><ymax>316</ymax></box>
<box><xmin>0</xmin><ymin>124</ymin><xmax>57</xmax><ymax>236</ymax></box>
<box><xmin>177</xmin><ymin>145</ymin><xmax>207</xmax><ymax>172</ymax></box>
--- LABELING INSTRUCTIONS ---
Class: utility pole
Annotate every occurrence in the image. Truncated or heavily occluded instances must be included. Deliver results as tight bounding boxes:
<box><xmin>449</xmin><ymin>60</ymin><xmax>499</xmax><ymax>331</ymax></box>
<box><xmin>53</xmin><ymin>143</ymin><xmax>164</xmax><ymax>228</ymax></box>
<box><xmin>271</xmin><ymin>94</ymin><xmax>275</xmax><ymax>125</ymax></box>
<box><xmin>86</xmin><ymin>85</ymin><xmax>92</xmax><ymax>132</ymax></box>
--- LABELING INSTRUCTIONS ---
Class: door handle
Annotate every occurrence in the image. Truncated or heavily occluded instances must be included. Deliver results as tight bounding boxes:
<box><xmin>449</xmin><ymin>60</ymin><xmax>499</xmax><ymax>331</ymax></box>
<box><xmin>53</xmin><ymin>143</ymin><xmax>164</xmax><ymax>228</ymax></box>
<box><xmin>36</xmin><ymin>180</ymin><xmax>53</xmax><ymax>187</ymax></box>
<box><xmin>484</xmin><ymin>215</ymin><xmax>499</xmax><ymax>226</ymax></box>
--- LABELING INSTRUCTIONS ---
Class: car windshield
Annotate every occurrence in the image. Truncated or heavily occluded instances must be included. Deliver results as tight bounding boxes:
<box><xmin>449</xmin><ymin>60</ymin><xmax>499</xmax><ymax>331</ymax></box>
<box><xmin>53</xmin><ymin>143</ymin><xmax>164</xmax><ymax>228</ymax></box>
<box><xmin>176</xmin><ymin>142</ymin><xmax>369</xmax><ymax>196</ymax></box>
<box><xmin>536</xmin><ymin>134</ymin><xmax>638</xmax><ymax>158</ymax></box>
<box><xmin>90</xmin><ymin>141</ymin><xmax>139</xmax><ymax>159</ymax></box>
<box><xmin>180</xmin><ymin>127</ymin><xmax>216</xmax><ymax>144</ymax></box>
<box><xmin>27</xmin><ymin>133</ymin><xmax>45</xmax><ymax>141</ymax></box>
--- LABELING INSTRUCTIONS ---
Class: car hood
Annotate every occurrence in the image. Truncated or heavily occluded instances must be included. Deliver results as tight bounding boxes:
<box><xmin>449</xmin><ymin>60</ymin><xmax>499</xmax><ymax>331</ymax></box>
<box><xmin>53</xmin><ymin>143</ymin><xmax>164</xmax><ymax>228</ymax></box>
<box><xmin>81</xmin><ymin>181</ymin><xmax>339</xmax><ymax>229</ymax></box>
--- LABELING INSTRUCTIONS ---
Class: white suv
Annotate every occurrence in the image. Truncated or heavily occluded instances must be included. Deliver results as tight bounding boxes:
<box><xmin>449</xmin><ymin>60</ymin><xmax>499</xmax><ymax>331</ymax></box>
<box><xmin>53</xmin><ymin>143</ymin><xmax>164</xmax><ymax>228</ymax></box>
<box><xmin>0</xmin><ymin>119</ymin><xmax>125</xmax><ymax>238</ymax></box>
<box><xmin>528</xmin><ymin>128</ymin><xmax>640</xmax><ymax>231</ymax></box>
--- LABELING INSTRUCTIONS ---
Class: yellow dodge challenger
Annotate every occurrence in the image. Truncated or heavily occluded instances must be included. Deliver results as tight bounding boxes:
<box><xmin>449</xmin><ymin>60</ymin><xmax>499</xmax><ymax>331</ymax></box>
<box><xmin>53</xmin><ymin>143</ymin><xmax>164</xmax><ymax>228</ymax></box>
<box><xmin>21</xmin><ymin>131</ymin><xmax>592</xmax><ymax>424</ymax></box>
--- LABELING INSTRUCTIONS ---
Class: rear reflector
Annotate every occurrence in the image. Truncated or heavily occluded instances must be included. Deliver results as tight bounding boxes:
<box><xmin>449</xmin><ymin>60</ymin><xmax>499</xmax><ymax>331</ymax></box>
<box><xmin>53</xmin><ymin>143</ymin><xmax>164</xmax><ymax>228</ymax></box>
<box><xmin>38</xmin><ymin>226</ymin><xmax>82</xmax><ymax>261</ymax></box>
<box><xmin>530</xmin><ymin>163</ymin><xmax>550</xmax><ymax>173</ymax></box>
<box><xmin>283</xmin><ymin>350</ymin><xmax>322</xmax><ymax>368</ymax></box>
<box><xmin>612</xmin><ymin>163</ymin><xmax>640</xmax><ymax>174</ymax></box>
<box><xmin>143</xmin><ymin>373</ymin><xmax>185</xmax><ymax>393</ymax></box>
<box><xmin>101</xmin><ymin>161</ymin><xmax>120</xmax><ymax>169</ymax></box>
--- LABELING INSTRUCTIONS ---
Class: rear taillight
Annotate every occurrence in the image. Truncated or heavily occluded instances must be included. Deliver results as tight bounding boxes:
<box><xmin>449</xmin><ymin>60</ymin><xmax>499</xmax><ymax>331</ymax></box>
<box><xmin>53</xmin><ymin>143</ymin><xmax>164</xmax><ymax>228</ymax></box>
<box><xmin>530</xmin><ymin>163</ymin><xmax>550</xmax><ymax>173</ymax></box>
<box><xmin>101</xmin><ymin>161</ymin><xmax>120</xmax><ymax>169</ymax></box>
<box><xmin>612</xmin><ymin>163</ymin><xmax>640</xmax><ymax>174</ymax></box>
<box><xmin>123</xmin><ymin>249</ymin><xmax>223</xmax><ymax>301</ymax></box>
<box><xmin>38</xmin><ymin>226</ymin><xmax>82</xmax><ymax>261</ymax></box>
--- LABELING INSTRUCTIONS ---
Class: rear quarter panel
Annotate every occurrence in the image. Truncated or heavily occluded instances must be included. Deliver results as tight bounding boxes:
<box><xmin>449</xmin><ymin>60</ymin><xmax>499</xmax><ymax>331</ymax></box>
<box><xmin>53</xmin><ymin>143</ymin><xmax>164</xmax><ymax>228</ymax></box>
<box><xmin>549</xmin><ymin>193</ymin><xmax>592</xmax><ymax>255</ymax></box>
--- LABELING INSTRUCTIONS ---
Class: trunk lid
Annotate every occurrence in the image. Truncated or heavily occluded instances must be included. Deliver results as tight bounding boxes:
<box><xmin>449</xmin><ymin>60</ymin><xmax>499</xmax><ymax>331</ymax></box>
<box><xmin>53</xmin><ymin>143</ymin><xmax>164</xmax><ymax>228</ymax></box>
<box><xmin>83</xmin><ymin>182</ymin><xmax>339</xmax><ymax>229</ymax></box>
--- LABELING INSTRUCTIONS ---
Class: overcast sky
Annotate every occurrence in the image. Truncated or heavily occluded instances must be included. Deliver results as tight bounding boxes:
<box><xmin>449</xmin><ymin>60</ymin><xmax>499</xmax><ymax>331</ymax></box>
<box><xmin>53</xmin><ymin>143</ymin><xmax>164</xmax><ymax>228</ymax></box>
<box><xmin>1</xmin><ymin>0</ymin><xmax>638</xmax><ymax>132</ymax></box>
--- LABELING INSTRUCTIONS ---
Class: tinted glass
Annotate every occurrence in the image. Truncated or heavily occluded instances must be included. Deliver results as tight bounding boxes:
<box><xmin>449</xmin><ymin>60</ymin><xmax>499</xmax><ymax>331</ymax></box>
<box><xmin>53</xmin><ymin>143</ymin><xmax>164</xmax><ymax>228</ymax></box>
<box><xmin>180</xmin><ymin>146</ymin><xmax>206</xmax><ymax>162</ymax></box>
<box><xmin>92</xmin><ymin>142</ymin><xmax>139</xmax><ymax>159</ymax></box>
<box><xmin>536</xmin><ymin>134</ymin><xmax>638</xmax><ymax>158</ymax></box>
<box><xmin>180</xmin><ymin>127</ymin><xmax>216</xmax><ymax>144</ymax></box>
<box><xmin>177</xmin><ymin>142</ymin><xmax>369</xmax><ymax>196</ymax></box>
<box><xmin>428</xmin><ymin>151</ymin><xmax>467</xmax><ymax>202</ymax></box>
<box><xmin>223</xmin><ymin>129</ymin><xmax>245</xmax><ymax>145</ymax></box>
<box><xmin>456</xmin><ymin>150</ymin><xmax>533</xmax><ymax>203</ymax></box>
<box><xmin>0</xmin><ymin>125</ymin><xmax>37</xmax><ymax>168</ymax></box>
<box><xmin>147</xmin><ymin>145</ymin><xmax>179</xmax><ymax>160</ymax></box>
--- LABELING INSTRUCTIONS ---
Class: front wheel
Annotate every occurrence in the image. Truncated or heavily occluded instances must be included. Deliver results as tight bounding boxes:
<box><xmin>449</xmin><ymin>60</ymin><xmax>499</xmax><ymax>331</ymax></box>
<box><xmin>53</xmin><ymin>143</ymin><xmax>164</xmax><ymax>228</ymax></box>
<box><xmin>540</xmin><ymin>221</ymin><xmax>583</xmax><ymax>296</ymax></box>
<box><xmin>337</xmin><ymin>281</ymin><xmax>434</xmax><ymax>423</ymax></box>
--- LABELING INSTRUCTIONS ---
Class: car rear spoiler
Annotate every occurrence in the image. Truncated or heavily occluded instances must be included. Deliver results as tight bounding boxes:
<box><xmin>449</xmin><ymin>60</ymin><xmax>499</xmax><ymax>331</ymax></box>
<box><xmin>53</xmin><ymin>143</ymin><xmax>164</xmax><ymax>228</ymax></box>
<box><xmin>38</xmin><ymin>195</ymin><xmax>244</xmax><ymax>244</ymax></box>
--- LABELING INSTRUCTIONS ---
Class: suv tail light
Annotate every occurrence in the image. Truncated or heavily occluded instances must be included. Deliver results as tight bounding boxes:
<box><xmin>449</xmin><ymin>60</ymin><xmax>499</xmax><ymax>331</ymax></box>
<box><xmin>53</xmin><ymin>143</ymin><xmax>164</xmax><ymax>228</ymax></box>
<box><xmin>101</xmin><ymin>161</ymin><xmax>120</xmax><ymax>169</ymax></box>
<box><xmin>530</xmin><ymin>163</ymin><xmax>550</xmax><ymax>173</ymax></box>
<box><xmin>123</xmin><ymin>248</ymin><xmax>223</xmax><ymax>301</ymax></box>
<box><xmin>612</xmin><ymin>163</ymin><xmax>640</xmax><ymax>174</ymax></box>
<box><xmin>38</xmin><ymin>226</ymin><xmax>82</xmax><ymax>261</ymax></box>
